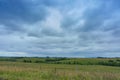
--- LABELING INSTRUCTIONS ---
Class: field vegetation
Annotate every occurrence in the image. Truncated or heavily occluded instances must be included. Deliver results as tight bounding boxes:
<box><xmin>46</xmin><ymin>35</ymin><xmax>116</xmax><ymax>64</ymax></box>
<box><xmin>0</xmin><ymin>57</ymin><xmax>120</xmax><ymax>67</ymax></box>
<box><xmin>0</xmin><ymin>57</ymin><xmax>120</xmax><ymax>80</ymax></box>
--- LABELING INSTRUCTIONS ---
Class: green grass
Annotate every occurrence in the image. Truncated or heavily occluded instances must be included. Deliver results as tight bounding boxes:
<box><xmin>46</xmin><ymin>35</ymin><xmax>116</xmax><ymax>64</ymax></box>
<box><xmin>0</xmin><ymin>61</ymin><xmax>120</xmax><ymax>80</ymax></box>
<box><xmin>1</xmin><ymin>57</ymin><xmax>120</xmax><ymax>67</ymax></box>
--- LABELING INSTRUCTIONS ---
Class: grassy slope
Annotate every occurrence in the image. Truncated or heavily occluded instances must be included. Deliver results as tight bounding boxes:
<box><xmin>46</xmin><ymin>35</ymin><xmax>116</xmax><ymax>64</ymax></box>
<box><xmin>0</xmin><ymin>61</ymin><xmax>120</xmax><ymax>80</ymax></box>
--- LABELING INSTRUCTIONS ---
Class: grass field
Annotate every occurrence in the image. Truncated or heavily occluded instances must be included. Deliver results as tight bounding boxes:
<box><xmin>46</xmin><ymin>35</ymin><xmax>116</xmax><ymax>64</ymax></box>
<box><xmin>0</xmin><ymin>61</ymin><xmax>120</xmax><ymax>80</ymax></box>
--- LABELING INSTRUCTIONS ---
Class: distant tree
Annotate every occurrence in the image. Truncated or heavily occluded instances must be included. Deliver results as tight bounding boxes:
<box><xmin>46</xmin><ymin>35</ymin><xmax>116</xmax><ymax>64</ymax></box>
<box><xmin>108</xmin><ymin>60</ymin><xmax>114</xmax><ymax>62</ymax></box>
<box><xmin>116</xmin><ymin>59</ymin><xmax>120</xmax><ymax>62</ymax></box>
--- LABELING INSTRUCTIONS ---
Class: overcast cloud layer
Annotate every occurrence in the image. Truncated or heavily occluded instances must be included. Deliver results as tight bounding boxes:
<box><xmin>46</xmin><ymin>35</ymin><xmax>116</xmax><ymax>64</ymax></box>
<box><xmin>0</xmin><ymin>0</ymin><xmax>120</xmax><ymax>57</ymax></box>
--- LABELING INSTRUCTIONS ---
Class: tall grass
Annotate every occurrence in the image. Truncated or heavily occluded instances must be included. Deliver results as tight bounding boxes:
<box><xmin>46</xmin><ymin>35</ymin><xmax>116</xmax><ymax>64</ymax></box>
<box><xmin>0</xmin><ymin>61</ymin><xmax>120</xmax><ymax>80</ymax></box>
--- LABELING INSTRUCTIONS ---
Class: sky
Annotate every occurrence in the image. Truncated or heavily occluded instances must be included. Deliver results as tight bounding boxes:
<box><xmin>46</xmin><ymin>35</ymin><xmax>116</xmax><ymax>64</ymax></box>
<box><xmin>0</xmin><ymin>0</ymin><xmax>120</xmax><ymax>57</ymax></box>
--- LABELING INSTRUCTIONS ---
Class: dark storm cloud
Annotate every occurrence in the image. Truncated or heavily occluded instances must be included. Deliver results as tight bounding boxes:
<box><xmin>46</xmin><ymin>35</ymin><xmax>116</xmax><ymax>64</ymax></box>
<box><xmin>0</xmin><ymin>0</ymin><xmax>47</xmax><ymax>33</ymax></box>
<box><xmin>0</xmin><ymin>0</ymin><xmax>47</xmax><ymax>22</ymax></box>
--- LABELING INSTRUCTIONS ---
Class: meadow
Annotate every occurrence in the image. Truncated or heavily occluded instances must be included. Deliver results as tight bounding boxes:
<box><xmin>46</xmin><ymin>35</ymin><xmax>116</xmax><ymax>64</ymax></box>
<box><xmin>0</xmin><ymin>57</ymin><xmax>120</xmax><ymax>80</ymax></box>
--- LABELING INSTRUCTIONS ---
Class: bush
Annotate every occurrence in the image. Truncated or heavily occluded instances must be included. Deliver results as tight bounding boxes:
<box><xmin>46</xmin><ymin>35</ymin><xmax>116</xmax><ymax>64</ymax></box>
<box><xmin>23</xmin><ymin>59</ymin><xmax>32</xmax><ymax>63</ymax></box>
<box><xmin>0</xmin><ymin>77</ymin><xmax>8</xmax><ymax>80</ymax></box>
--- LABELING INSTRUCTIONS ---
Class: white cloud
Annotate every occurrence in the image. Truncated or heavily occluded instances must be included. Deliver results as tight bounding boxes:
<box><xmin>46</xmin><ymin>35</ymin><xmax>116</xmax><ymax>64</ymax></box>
<box><xmin>41</xmin><ymin>7</ymin><xmax>63</xmax><ymax>32</ymax></box>
<box><xmin>0</xmin><ymin>51</ymin><xmax>28</xmax><ymax>57</ymax></box>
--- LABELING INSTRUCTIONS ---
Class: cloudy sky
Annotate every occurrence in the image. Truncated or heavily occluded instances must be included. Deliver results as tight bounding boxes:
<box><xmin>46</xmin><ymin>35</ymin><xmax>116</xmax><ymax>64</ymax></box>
<box><xmin>0</xmin><ymin>0</ymin><xmax>120</xmax><ymax>57</ymax></box>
